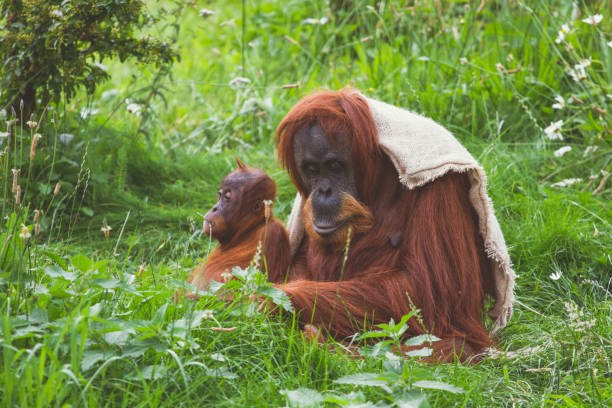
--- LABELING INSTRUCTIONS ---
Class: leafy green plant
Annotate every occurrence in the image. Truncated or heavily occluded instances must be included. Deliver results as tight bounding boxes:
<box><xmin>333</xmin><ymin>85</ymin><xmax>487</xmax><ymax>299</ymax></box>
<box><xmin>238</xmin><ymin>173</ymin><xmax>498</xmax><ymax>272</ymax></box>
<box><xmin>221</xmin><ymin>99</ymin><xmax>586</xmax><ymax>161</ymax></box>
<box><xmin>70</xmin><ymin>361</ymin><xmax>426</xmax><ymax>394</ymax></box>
<box><xmin>0</xmin><ymin>0</ymin><xmax>177</xmax><ymax>117</ymax></box>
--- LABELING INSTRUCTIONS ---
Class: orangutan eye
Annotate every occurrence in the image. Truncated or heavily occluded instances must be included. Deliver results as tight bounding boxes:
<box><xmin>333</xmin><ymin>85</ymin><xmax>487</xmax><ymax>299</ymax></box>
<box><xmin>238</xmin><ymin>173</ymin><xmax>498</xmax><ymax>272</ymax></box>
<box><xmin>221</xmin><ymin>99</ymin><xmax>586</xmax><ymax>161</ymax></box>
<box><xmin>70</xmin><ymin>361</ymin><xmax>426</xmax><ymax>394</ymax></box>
<box><xmin>224</xmin><ymin>191</ymin><xmax>232</xmax><ymax>201</ymax></box>
<box><xmin>303</xmin><ymin>163</ymin><xmax>318</xmax><ymax>175</ymax></box>
<box><xmin>328</xmin><ymin>160</ymin><xmax>343</xmax><ymax>171</ymax></box>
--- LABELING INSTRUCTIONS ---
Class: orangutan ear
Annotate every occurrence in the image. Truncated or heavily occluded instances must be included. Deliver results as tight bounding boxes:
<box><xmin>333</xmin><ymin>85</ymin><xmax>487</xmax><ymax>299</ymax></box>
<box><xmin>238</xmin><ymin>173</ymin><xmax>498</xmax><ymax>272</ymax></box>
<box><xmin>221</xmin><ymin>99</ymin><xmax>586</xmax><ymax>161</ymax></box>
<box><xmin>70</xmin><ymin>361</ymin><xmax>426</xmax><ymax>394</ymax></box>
<box><xmin>234</xmin><ymin>157</ymin><xmax>247</xmax><ymax>169</ymax></box>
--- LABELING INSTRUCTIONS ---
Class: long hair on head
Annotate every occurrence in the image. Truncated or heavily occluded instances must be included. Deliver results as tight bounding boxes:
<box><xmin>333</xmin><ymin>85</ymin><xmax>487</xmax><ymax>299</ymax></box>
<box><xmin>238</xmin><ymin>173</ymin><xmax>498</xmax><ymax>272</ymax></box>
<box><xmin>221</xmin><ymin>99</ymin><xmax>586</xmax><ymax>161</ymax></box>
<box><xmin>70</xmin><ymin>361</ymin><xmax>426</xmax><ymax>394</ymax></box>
<box><xmin>275</xmin><ymin>88</ymin><xmax>383</xmax><ymax>203</ymax></box>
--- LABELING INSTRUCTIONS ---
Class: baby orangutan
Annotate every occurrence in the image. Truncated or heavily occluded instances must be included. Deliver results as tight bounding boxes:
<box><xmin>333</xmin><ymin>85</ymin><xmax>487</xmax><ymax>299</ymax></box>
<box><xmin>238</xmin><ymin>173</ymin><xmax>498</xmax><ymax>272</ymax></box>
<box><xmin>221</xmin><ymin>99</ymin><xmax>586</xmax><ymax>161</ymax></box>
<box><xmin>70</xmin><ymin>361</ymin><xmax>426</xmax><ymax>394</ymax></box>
<box><xmin>189</xmin><ymin>159</ymin><xmax>291</xmax><ymax>291</ymax></box>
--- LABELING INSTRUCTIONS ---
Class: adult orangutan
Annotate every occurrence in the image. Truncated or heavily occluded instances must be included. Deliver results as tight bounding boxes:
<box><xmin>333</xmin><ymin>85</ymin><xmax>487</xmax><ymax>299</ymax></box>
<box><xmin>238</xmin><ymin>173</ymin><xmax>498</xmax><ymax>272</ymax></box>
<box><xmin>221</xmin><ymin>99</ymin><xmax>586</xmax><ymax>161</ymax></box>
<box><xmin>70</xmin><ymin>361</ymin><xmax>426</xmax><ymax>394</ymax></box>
<box><xmin>273</xmin><ymin>89</ymin><xmax>515</xmax><ymax>361</ymax></box>
<box><xmin>189</xmin><ymin>159</ymin><xmax>291</xmax><ymax>289</ymax></box>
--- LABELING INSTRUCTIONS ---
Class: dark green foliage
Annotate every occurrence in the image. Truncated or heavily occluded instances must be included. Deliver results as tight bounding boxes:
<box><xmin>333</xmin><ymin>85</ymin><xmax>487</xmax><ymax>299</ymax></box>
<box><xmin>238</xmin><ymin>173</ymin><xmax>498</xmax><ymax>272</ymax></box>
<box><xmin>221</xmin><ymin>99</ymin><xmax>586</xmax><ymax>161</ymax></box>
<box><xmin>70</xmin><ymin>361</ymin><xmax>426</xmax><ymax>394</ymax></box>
<box><xmin>0</xmin><ymin>0</ymin><xmax>176</xmax><ymax>117</ymax></box>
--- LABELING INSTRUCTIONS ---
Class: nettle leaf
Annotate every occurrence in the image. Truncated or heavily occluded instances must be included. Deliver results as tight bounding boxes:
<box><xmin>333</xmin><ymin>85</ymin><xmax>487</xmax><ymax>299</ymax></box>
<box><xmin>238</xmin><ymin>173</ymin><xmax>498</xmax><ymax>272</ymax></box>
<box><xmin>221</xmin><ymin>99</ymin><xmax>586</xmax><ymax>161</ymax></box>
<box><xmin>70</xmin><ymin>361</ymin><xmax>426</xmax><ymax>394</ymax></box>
<box><xmin>405</xmin><ymin>347</ymin><xmax>433</xmax><ymax>358</ymax></box>
<box><xmin>404</xmin><ymin>334</ymin><xmax>441</xmax><ymax>347</ymax></box>
<box><xmin>334</xmin><ymin>373</ymin><xmax>393</xmax><ymax>393</ymax></box>
<box><xmin>92</xmin><ymin>278</ymin><xmax>120</xmax><ymax>289</ymax></box>
<box><xmin>205</xmin><ymin>366</ymin><xmax>238</xmax><ymax>379</ymax></box>
<box><xmin>28</xmin><ymin>307</ymin><xmax>48</xmax><ymax>324</ymax></box>
<box><xmin>358</xmin><ymin>341</ymin><xmax>392</xmax><ymax>357</ymax></box>
<box><xmin>44</xmin><ymin>265</ymin><xmax>77</xmax><ymax>281</ymax></box>
<box><xmin>412</xmin><ymin>380</ymin><xmax>465</xmax><ymax>394</ymax></box>
<box><xmin>129</xmin><ymin>365</ymin><xmax>168</xmax><ymax>381</ymax></box>
<box><xmin>152</xmin><ymin>303</ymin><xmax>168</xmax><ymax>326</ymax></box>
<box><xmin>393</xmin><ymin>390</ymin><xmax>430</xmax><ymax>408</ymax></box>
<box><xmin>258</xmin><ymin>286</ymin><xmax>294</xmax><ymax>312</ymax></box>
<box><xmin>70</xmin><ymin>254</ymin><xmax>93</xmax><ymax>273</ymax></box>
<box><xmin>81</xmin><ymin>350</ymin><xmax>116</xmax><ymax>371</ymax></box>
<box><xmin>104</xmin><ymin>330</ymin><xmax>130</xmax><ymax>345</ymax></box>
<box><xmin>42</xmin><ymin>251</ymin><xmax>68</xmax><ymax>270</ymax></box>
<box><xmin>280</xmin><ymin>387</ymin><xmax>324</xmax><ymax>407</ymax></box>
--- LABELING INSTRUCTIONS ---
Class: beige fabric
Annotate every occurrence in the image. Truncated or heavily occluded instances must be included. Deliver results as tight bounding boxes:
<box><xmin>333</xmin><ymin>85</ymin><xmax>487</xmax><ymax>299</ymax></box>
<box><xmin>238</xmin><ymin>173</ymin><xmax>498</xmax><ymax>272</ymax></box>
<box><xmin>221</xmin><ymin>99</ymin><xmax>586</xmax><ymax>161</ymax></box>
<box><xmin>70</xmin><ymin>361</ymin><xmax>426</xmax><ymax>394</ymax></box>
<box><xmin>286</xmin><ymin>95</ymin><xmax>515</xmax><ymax>333</ymax></box>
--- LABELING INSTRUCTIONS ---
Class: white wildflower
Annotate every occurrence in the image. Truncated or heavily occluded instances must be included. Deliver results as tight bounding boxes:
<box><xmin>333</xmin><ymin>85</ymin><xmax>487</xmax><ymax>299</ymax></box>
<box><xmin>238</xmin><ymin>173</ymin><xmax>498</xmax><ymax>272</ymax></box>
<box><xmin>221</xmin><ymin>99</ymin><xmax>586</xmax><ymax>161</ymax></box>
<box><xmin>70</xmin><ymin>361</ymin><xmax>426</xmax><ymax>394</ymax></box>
<box><xmin>584</xmin><ymin>145</ymin><xmax>598</xmax><ymax>155</ymax></box>
<box><xmin>459</xmin><ymin>57</ymin><xmax>468</xmax><ymax>65</ymax></box>
<box><xmin>303</xmin><ymin>17</ymin><xmax>328</xmax><ymax>25</ymax></box>
<box><xmin>549</xmin><ymin>270</ymin><xmax>562</xmax><ymax>280</ymax></box>
<box><xmin>202</xmin><ymin>309</ymin><xmax>214</xmax><ymax>320</ymax></box>
<box><xmin>551</xmin><ymin>178</ymin><xmax>582</xmax><ymax>187</ymax></box>
<box><xmin>552</xmin><ymin>95</ymin><xmax>565</xmax><ymax>110</ymax></box>
<box><xmin>554</xmin><ymin>146</ymin><xmax>571</xmax><ymax>157</ymax></box>
<box><xmin>582</xmin><ymin>14</ymin><xmax>603</xmax><ymax>25</ymax></box>
<box><xmin>555</xmin><ymin>24</ymin><xmax>570</xmax><ymax>43</ymax></box>
<box><xmin>126</xmin><ymin>101</ymin><xmax>142</xmax><ymax>115</ymax></box>
<box><xmin>544</xmin><ymin>120</ymin><xmax>563</xmax><ymax>140</ymax></box>
<box><xmin>26</xmin><ymin>120</ymin><xmax>37</xmax><ymax>129</ymax></box>
<box><xmin>575</xmin><ymin>58</ymin><xmax>591</xmax><ymax>69</ymax></box>
<box><xmin>199</xmin><ymin>9</ymin><xmax>214</xmax><ymax>18</ymax></box>
<box><xmin>229</xmin><ymin>77</ymin><xmax>251</xmax><ymax>89</ymax></box>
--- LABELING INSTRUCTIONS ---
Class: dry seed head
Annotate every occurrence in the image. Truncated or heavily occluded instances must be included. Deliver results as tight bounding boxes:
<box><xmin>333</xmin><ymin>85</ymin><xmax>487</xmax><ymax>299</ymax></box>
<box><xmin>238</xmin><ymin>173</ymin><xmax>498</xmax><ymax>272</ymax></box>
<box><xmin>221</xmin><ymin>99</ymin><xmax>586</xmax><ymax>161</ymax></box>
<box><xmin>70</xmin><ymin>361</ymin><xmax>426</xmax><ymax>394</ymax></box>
<box><xmin>19</xmin><ymin>99</ymin><xmax>24</xmax><ymax>112</ymax></box>
<box><xmin>173</xmin><ymin>289</ymin><xmax>179</xmax><ymax>304</ymax></box>
<box><xmin>30</xmin><ymin>133</ymin><xmax>41</xmax><ymax>160</ymax></box>
<box><xmin>101</xmin><ymin>224</ymin><xmax>111</xmax><ymax>239</ymax></box>
<box><xmin>53</xmin><ymin>182</ymin><xmax>61</xmax><ymax>195</ymax></box>
<box><xmin>33</xmin><ymin>209</ymin><xmax>40</xmax><ymax>222</ymax></box>
<box><xmin>138</xmin><ymin>263</ymin><xmax>146</xmax><ymax>277</ymax></box>
<box><xmin>15</xmin><ymin>185</ymin><xmax>21</xmax><ymax>204</ymax></box>
<box><xmin>11</xmin><ymin>169</ymin><xmax>19</xmax><ymax>193</ymax></box>
<box><xmin>53</xmin><ymin>111</ymin><xmax>58</xmax><ymax>124</ymax></box>
<box><xmin>19</xmin><ymin>224</ymin><xmax>30</xmax><ymax>241</ymax></box>
<box><xmin>263</xmin><ymin>199</ymin><xmax>273</xmax><ymax>220</ymax></box>
<box><xmin>35</xmin><ymin>223</ymin><xmax>40</xmax><ymax>236</ymax></box>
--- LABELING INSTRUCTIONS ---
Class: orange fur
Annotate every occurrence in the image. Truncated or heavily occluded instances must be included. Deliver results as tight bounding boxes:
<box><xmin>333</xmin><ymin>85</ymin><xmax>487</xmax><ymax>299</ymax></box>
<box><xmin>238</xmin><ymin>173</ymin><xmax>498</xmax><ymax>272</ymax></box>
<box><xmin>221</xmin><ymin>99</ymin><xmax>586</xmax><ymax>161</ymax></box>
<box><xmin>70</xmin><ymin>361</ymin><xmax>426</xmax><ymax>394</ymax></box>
<box><xmin>190</xmin><ymin>165</ymin><xmax>291</xmax><ymax>291</ymax></box>
<box><xmin>274</xmin><ymin>90</ymin><xmax>496</xmax><ymax>362</ymax></box>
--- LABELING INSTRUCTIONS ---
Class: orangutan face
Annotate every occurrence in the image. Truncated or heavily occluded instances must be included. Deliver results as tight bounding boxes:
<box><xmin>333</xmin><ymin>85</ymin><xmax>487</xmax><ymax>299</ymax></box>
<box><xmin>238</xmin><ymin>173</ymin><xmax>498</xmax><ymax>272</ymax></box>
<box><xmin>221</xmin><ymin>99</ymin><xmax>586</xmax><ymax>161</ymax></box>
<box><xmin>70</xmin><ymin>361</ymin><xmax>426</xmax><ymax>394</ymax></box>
<box><xmin>292</xmin><ymin>123</ymin><xmax>359</xmax><ymax>238</ymax></box>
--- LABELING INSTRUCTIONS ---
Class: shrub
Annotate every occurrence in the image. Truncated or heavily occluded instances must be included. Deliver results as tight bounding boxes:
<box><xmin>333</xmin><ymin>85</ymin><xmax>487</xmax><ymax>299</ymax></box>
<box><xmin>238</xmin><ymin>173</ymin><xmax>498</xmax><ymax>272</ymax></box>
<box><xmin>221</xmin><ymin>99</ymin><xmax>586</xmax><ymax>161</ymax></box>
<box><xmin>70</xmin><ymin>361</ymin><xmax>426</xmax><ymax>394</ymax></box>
<box><xmin>0</xmin><ymin>0</ymin><xmax>177</xmax><ymax>118</ymax></box>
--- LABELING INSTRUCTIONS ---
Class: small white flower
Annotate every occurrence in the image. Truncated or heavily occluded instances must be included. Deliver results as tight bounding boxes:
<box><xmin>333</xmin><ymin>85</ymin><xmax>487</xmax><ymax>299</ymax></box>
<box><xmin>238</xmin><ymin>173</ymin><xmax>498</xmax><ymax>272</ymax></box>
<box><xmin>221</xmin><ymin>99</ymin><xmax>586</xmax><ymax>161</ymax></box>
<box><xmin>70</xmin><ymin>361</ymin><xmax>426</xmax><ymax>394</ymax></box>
<box><xmin>575</xmin><ymin>58</ymin><xmax>591</xmax><ymax>69</ymax></box>
<box><xmin>544</xmin><ymin>120</ymin><xmax>564</xmax><ymax>140</ymax></box>
<box><xmin>202</xmin><ymin>309</ymin><xmax>214</xmax><ymax>320</ymax></box>
<box><xmin>552</xmin><ymin>95</ymin><xmax>565</xmax><ymax>109</ymax></box>
<box><xmin>229</xmin><ymin>77</ymin><xmax>250</xmax><ymax>89</ymax></box>
<box><xmin>303</xmin><ymin>17</ymin><xmax>328</xmax><ymax>25</ymax></box>
<box><xmin>582</xmin><ymin>14</ymin><xmax>603</xmax><ymax>25</ymax></box>
<box><xmin>199</xmin><ymin>8</ymin><xmax>214</xmax><ymax>18</ymax></box>
<box><xmin>555</xmin><ymin>24</ymin><xmax>570</xmax><ymax>43</ymax></box>
<box><xmin>554</xmin><ymin>146</ymin><xmax>571</xmax><ymax>157</ymax></box>
<box><xmin>584</xmin><ymin>145</ymin><xmax>598</xmax><ymax>155</ymax></box>
<box><xmin>126</xmin><ymin>101</ymin><xmax>142</xmax><ymax>115</ymax></box>
<box><xmin>551</xmin><ymin>178</ymin><xmax>582</xmax><ymax>187</ymax></box>
<box><xmin>459</xmin><ymin>57</ymin><xmax>468</xmax><ymax>65</ymax></box>
<box><xmin>549</xmin><ymin>270</ymin><xmax>562</xmax><ymax>280</ymax></box>
<box><xmin>608</xmin><ymin>41</ymin><xmax>612</xmax><ymax>48</ymax></box>
<box><xmin>26</xmin><ymin>120</ymin><xmax>37</xmax><ymax>128</ymax></box>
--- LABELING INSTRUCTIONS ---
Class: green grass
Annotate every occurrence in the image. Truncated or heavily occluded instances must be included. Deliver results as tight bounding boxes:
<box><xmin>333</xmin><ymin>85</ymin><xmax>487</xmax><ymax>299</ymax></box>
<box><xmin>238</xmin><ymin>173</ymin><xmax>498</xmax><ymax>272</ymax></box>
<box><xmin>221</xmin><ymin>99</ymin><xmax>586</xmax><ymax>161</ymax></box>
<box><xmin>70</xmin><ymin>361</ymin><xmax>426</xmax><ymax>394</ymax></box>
<box><xmin>1</xmin><ymin>0</ymin><xmax>611</xmax><ymax>406</ymax></box>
